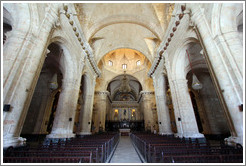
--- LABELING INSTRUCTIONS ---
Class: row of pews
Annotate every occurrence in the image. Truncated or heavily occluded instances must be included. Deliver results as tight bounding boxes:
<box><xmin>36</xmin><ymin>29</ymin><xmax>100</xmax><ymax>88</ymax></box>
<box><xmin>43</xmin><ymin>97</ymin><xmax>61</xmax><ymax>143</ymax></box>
<box><xmin>130</xmin><ymin>132</ymin><xmax>243</xmax><ymax>163</ymax></box>
<box><xmin>3</xmin><ymin>132</ymin><xmax>119</xmax><ymax>163</ymax></box>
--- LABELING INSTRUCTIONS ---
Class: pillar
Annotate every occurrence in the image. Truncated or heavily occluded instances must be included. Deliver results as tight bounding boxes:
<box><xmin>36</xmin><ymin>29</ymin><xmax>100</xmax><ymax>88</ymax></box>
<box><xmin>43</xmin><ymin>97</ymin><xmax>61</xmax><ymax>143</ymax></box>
<box><xmin>3</xmin><ymin>5</ymin><xmax>60</xmax><ymax>148</ymax></box>
<box><xmin>153</xmin><ymin>73</ymin><xmax>173</xmax><ymax>135</ymax></box>
<box><xmin>188</xmin><ymin>5</ymin><xmax>243</xmax><ymax>144</ymax></box>
<box><xmin>171</xmin><ymin>79</ymin><xmax>204</xmax><ymax>138</ymax></box>
<box><xmin>140</xmin><ymin>91</ymin><xmax>156</xmax><ymax>133</ymax></box>
<box><xmin>94</xmin><ymin>91</ymin><xmax>108</xmax><ymax>132</ymax></box>
<box><xmin>46</xmin><ymin>79</ymin><xmax>81</xmax><ymax>138</ymax></box>
<box><xmin>77</xmin><ymin>76</ymin><xmax>96</xmax><ymax>135</ymax></box>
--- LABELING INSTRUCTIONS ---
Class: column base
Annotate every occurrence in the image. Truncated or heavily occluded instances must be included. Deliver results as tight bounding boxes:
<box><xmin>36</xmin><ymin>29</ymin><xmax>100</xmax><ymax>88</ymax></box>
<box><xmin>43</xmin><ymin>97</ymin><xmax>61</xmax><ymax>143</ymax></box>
<box><xmin>76</xmin><ymin>131</ymin><xmax>92</xmax><ymax>136</ymax></box>
<box><xmin>3</xmin><ymin>136</ymin><xmax>27</xmax><ymax>149</ymax></box>
<box><xmin>224</xmin><ymin>136</ymin><xmax>243</xmax><ymax>146</ymax></box>
<box><xmin>175</xmin><ymin>132</ymin><xmax>205</xmax><ymax>138</ymax></box>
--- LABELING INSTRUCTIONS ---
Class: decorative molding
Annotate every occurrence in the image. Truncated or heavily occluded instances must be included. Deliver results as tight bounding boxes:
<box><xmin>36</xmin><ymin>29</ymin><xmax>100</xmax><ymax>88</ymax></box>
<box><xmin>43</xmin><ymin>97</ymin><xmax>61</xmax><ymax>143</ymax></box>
<box><xmin>61</xmin><ymin>5</ymin><xmax>101</xmax><ymax>77</ymax></box>
<box><xmin>148</xmin><ymin>5</ymin><xmax>187</xmax><ymax>77</ymax></box>
<box><xmin>112</xmin><ymin>101</ymin><xmax>139</xmax><ymax>107</ymax></box>
<box><xmin>139</xmin><ymin>91</ymin><xmax>155</xmax><ymax>95</ymax></box>
<box><xmin>95</xmin><ymin>91</ymin><xmax>110</xmax><ymax>95</ymax></box>
<box><xmin>138</xmin><ymin>91</ymin><xmax>155</xmax><ymax>102</ymax></box>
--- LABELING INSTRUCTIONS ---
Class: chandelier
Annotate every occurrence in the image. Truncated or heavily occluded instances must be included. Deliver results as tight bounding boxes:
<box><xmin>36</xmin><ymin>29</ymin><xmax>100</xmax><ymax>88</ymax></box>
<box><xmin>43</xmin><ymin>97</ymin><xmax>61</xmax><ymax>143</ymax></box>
<box><xmin>186</xmin><ymin>49</ymin><xmax>203</xmax><ymax>90</ymax></box>
<box><xmin>119</xmin><ymin>71</ymin><xmax>131</xmax><ymax>93</ymax></box>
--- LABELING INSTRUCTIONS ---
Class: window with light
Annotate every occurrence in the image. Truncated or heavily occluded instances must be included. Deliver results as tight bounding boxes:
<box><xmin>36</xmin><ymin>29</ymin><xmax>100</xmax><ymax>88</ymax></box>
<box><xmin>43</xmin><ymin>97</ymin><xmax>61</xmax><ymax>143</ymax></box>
<box><xmin>122</xmin><ymin>64</ymin><xmax>127</xmax><ymax>69</ymax></box>
<box><xmin>109</xmin><ymin>60</ymin><xmax>113</xmax><ymax>66</ymax></box>
<box><xmin>136</xmin><ymin>60</ymin><xmax>141</xmax><ymax>66</ymax></box>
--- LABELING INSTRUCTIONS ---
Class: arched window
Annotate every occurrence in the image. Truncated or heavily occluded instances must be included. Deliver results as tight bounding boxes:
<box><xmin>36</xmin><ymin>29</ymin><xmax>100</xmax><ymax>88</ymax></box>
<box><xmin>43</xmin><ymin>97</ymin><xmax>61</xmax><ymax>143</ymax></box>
<box><xmin>122</xmin><ymin>64</ymin><xmax>127</xmax><ymax>69</ymax></box>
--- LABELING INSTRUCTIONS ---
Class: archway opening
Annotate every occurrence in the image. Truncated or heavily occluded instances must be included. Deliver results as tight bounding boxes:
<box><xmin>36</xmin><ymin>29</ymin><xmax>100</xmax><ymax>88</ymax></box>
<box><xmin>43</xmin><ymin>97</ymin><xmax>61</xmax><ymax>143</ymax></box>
<box><xmin>185</xmin><ymin>42</ymin><xmax>230</xmax><ymax>138</ymax></box>
<box><xmin>93</xmin><ymin>48</ymin><xmax>154</xmax><ymax>134</ymax></box>
<box><xmin>105</xmin><ymin>74</ymin><xmax>144</xmax><ymax>132</ymax></box>
<box><xmin>21</xmin><ymin>43</ymin><xmax>64</xmax><ymax>138</ymax></box>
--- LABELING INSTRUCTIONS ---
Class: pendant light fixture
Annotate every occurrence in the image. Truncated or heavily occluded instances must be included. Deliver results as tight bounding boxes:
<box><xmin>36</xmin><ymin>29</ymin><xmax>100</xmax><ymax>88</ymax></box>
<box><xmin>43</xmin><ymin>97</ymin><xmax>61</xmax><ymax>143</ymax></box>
<box><xmin>186</xmin><ymin>49</ymin><xmax>203</xmax><ymax>90</ymax></box>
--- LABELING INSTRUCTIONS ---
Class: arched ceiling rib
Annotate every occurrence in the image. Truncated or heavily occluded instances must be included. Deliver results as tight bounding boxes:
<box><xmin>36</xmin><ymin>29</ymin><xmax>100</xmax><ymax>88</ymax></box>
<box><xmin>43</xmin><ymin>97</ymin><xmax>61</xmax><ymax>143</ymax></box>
<box><xmin>75</xmin><ymin>3</ymin><xmax>174</xmax><ymax>63</ymax></box>
<box><xmin>107</xmin><ymin>74</ymin><xmax>142</xmax><ymax>99</ymax></box>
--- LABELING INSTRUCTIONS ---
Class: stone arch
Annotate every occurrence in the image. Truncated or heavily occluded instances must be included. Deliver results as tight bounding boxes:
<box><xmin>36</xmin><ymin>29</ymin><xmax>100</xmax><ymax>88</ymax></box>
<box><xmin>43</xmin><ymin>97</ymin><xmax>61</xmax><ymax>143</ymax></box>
<box><xmin>211</xmin><ymin>3</ymin><xmax>243</xmax><ymax>36</ymax></box>
<box><xmin>171</xmin><ymin>37</ymin><xmax>230</xmax><ymax>136</ymax></box>
<box><xmin>98</xmin><ymin>47</ymin><xmax>152</xmax><ymax>66</ymax></box>
<box><xmin>172</xmin><ymin>37</ymin><xmax>202</xmax><ymax>80</ymax></box>
<box><xmin>48</xmin><ymin>36</ymin><xmax>79</xmax><ymax>81</ymax></box>
<box><xmin>97</xmin><ymin>47</ymin><xmax>152</xmax><ymax>92</ymax></box>
<box><xmin>3</xmin><ymin>3</ymin><xmax>40</xmax><ymax>96</ymax></box>
<box><xmin>108</xmin><ymin>74</ymin><xmax>143</xmax><ymax>101</ymax></box>
<box><xmin>3</xmin><ymin>3</ymin><xmax>40</xmax><ymax>34</ymax></box>
<box><xmin>211</xmin><ymin>3</ymin><xmax>243</xmax><ymax>100</ymax></box>
<box><xmin>88</xmin><ymin>15</ymin><xmax>162</xmax><ymax>42</ymax></box>
<box><xmin>96</xmin><ymin>46</ymin><xmax>153</xmax><ymax>65</ymax></box>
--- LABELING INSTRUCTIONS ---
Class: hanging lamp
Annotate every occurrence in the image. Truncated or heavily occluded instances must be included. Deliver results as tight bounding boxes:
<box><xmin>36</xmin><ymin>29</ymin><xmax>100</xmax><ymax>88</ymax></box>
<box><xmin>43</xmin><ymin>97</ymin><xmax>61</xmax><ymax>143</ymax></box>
<box><xmin>186</xmin><ymin>49</ymin><xmax>203</xmax><ymax>90</ymax></box>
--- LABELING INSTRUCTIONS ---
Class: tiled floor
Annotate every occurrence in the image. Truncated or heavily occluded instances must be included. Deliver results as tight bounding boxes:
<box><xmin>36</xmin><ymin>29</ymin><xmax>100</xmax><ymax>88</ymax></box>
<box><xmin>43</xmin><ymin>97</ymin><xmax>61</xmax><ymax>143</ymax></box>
<box><xmin>110</xmin><ymin>136</ymin><xmax>142</xmax><ymax>163</ymax></box>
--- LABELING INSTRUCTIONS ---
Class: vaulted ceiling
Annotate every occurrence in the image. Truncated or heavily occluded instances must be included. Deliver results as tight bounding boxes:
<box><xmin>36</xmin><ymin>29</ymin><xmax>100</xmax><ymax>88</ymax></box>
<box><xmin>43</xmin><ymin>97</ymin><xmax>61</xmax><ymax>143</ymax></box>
<box><xmin>75</xmin><ymin>3</ymin><xmax>174</xmax><ymax>63</ymax></box>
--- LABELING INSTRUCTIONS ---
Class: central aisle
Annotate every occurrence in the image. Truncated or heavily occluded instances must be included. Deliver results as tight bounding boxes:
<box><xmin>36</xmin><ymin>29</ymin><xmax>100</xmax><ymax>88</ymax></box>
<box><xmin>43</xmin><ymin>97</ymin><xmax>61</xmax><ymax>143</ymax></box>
<box><xmin>110</xmin><ymin>135</ymin><xmax>142</xmax><ymax>163</ymax></box>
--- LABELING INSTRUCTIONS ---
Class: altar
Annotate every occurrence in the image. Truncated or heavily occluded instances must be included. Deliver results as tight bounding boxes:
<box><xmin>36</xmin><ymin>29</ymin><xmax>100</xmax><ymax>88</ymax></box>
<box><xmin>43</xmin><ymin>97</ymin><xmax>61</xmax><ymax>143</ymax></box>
<box><xmin>119</xmin><ymin>128</ymin><xmax>131</xmax><ymax>136</ymax></box>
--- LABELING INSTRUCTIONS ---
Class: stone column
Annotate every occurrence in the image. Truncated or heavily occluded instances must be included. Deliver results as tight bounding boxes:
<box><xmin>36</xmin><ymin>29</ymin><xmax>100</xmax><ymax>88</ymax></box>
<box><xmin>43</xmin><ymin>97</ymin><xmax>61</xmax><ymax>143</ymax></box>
<box><xmin>171</xmin><ymin>79</ymin><xmax>204</xmax><ymax>138</ymax></box>
<box><xmin>3</xmin><ymin>5</ymin><xmax>60</xmax><ymax>148</ymax></box>
<box><xmin>94</xmin><ymin>91</ymin><xmax>108</xmax><ymax>132</ymax></box>
<box><xmin>153</xmin><ymin>74</ymin><xmax>173</xmax><ymax>135</ymax></box>
<box><xmin>141</xmin><ymin>91</ymin><xmax>155</xmax><ymax>132</ymax></box>
<box><xmin>76</xmin><ymin>95</ymin><xmax>93</xmax><ymax>135</ymax></box>
<box><xmin>188</xmin><ymin>5</ymin><xmax>243</xmax><ymax>144</ymax></box>
<box><xmin>3</xmin><ymin>30</ymin><xmax>30</xmax><ymax>100</ymax></box>
<box><xmin>46</xmin><ymin>79</ymin><xmax>80</xmax><ymax>139</ymax></box>
<box><xmin>77</xmin><ymin>76</ymin><xmax>96</xmax><ymax>135</ymax></box>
